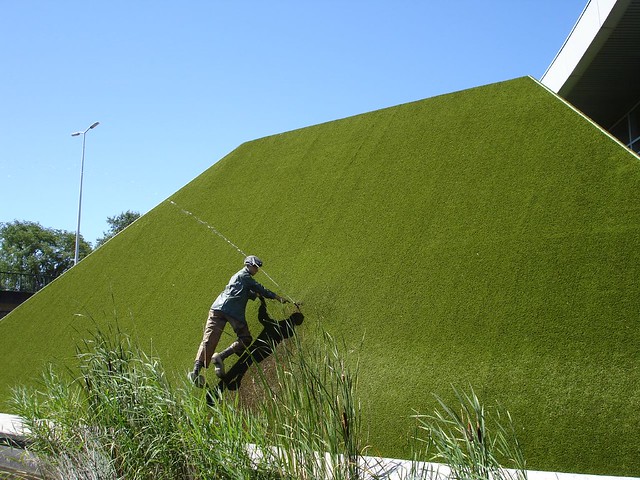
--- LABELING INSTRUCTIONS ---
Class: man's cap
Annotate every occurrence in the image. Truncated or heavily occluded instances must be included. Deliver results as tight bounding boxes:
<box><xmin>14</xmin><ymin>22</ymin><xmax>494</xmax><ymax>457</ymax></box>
<box><xmin>244</xmin><ymin>255</ymin><xmax>263</xmax><ymax>268</ymax></box>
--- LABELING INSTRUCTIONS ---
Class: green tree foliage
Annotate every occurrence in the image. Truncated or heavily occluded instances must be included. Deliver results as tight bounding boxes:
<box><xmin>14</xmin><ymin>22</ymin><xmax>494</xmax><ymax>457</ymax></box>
<box><xmin>0</xmin><ymin>220</ymin><xmax>92</xmax><ymax>279</ymax></box>
<box><xmin>95</xmin><ymin>210</ymin><xmax>140</xmax><ymax>247</ymax></box>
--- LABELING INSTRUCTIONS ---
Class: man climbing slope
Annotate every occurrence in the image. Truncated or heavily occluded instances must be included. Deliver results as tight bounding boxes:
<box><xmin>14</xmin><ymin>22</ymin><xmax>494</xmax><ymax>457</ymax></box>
<box><xmin>189</xmin><ymin>255</ymin><xmax>288</xmax><ymax>386</ymax></box>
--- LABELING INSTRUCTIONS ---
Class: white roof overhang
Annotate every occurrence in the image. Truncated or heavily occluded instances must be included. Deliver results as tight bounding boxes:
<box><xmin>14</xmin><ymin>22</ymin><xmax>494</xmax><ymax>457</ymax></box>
<box><xmin>541</xmin><ymin>0</ymin><xmax>640</xmax><ymax>129</ymax></box>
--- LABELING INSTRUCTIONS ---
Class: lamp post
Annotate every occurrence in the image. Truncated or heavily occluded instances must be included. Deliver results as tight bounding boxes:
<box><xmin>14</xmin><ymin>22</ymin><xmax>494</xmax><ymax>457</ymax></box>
<box><xmin>71</xmin><ymin>121</ymin><xmax>100</xmax><ymax>265</ymax></box>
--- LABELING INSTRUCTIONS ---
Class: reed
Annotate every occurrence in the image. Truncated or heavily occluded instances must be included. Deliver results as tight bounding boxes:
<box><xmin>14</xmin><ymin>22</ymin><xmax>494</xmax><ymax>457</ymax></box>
<box><xmin>411</xmin><ymin>387</ymin><xmax>527</xmax><ymax>480</ymax></box>
<box><xmin>11</xmin><ymin>325</ymin><xmax>525</xmax><ymax>479</ymax></box>
<box><xmin>255</xmin><ymin>328</ymin><xmax>364</xmax><ymax>479</ymax></box>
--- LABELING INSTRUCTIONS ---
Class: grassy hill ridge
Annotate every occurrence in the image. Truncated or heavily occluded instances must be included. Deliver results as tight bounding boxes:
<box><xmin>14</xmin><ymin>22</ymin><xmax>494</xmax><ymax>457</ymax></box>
<box><xmin>2</xmin><ymin>76</ymin><xmax>639</xmax><ymax>475</ymax></box>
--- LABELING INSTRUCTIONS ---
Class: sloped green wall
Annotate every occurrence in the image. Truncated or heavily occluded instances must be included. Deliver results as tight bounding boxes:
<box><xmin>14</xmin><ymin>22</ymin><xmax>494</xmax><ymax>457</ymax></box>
<box><xmin>2</xmin><ymin>77</ymin><xmax>639</xmax><ymax>475</ymax></box>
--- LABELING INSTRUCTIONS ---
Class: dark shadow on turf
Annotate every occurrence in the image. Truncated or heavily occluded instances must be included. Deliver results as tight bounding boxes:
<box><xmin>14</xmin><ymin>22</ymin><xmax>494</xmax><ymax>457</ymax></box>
<box><xmin>206</xmin><ymin>297</ymin><xmax>304</xmax><ymax>404</ymax></box>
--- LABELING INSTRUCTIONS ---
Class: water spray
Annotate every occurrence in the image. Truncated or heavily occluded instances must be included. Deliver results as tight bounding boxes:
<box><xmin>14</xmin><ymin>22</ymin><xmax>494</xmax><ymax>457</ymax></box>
<box><xmin>167</xmin><ymin>200</ymin><xmax>294</xmax><ymax>303</ymax></box>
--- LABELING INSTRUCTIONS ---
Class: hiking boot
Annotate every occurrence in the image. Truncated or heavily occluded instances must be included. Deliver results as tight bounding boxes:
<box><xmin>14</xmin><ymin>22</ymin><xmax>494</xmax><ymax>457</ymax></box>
<box><xmin>188</xmin><ymin>371</ymin><xmax>205</xmax><ymax>388</ymax></box>
<box><xmin>212</xmin><ymin>353</ymin><xmax>225</xmax><ymax>378</ymax></box>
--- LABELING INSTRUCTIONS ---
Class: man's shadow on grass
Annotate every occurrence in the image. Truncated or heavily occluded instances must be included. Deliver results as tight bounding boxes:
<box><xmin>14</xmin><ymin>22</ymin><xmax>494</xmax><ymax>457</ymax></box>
<box><xmin>206</xmin><ymin>296</ymin><xmax>304</xmax><ymax>403</ymax></box>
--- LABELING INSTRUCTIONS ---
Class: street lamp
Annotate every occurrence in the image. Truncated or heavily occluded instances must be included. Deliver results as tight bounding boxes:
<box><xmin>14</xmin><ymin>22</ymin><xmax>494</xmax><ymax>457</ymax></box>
<box><xmin>71</xmin><ymin>121</ymin><xmax>100</xmax><ymax>265</ymax></box>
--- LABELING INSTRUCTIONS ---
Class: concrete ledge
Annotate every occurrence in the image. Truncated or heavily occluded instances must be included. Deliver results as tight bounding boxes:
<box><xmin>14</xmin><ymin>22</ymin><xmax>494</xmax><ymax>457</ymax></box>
<box><xmin>356</xmin><ymin>455</ymin><xmax>639</xmax><ymax>480</ymax></box>
<box><xmin>0</xmin><ymin>414</ymin><xmax>29</xmax><ymax>446</ymax></box>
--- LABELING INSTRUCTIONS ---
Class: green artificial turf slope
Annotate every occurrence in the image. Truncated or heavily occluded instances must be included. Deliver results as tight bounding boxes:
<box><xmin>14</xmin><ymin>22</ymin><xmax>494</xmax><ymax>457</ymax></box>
<box><xmin>2</xmin><ymin>77</ymin><xmax>639</xmax><ymax>475</ymax></box>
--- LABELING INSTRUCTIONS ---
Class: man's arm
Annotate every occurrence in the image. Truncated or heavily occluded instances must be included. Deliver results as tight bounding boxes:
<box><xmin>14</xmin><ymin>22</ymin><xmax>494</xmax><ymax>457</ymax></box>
<box><xmin>247</xmin><ymin>276</ymin><xmax>288</xmax><ymax>303</ymax></box>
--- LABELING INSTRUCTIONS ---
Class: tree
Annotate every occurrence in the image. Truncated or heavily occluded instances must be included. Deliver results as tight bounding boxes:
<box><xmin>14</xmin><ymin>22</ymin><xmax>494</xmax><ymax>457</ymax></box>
<box><xmin>95</xmin><ymin>210</ymin><xmax>141</xmax><ymax>247</ymax></box>
<box><xmin>0</xmin><ymin>221</ymin><xmax>92</xmax><ymax>286</ymax></box>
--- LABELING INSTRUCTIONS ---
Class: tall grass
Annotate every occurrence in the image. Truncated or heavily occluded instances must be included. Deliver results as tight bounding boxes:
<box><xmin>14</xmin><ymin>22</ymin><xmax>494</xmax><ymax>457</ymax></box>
<box><xmin>9</xmin><ymin>323</ymin><xmax>364</xmax><ymax>479</ymax></box>
<box><xmin>10</xmin><ymin>324</ymin><xmax>526</xmax><ymax>479</ymax></box>
<box><xmin>256</xmin><ymin>329</ymin><xmax>363</xmax><ymax>479</ymax></box>
<box><xmin>11</xmin><ymin>326</ymin><xmax>193</xmax><ymax>479</ymax></box>
<box><xmin>410</xmin><ymin>387</ymin><xmax>527</xmax><ymax>480</ymax></box>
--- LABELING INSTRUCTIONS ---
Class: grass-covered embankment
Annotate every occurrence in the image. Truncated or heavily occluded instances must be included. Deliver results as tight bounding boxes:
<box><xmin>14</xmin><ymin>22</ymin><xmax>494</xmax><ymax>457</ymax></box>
<box><xmin>1</xmin><ymin>76</ymin><xmax>639</xmax><ymax>475</ymax></box>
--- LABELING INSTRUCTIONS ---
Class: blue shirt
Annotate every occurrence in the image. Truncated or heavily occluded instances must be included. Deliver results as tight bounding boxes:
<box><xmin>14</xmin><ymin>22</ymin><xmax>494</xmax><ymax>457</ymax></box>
<box><xmin>211</xmin><ymin>266</ymin><xmax>277</xmax><ymax>322</ymax></box>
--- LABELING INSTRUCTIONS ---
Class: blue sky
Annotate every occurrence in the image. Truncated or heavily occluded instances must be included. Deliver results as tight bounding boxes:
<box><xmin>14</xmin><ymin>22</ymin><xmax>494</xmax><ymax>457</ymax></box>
<box><xmin>1</xmin><ymin>1</ymin><xmax>586</xmax><ymax>246</ymax></box>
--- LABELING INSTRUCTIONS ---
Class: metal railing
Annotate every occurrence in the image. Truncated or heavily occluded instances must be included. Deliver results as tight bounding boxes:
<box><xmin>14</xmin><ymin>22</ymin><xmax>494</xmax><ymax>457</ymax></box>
<box><xmin>0</xmin><ymin>271</ymin><xmax>54</xmax><ymax>293</ymax></box>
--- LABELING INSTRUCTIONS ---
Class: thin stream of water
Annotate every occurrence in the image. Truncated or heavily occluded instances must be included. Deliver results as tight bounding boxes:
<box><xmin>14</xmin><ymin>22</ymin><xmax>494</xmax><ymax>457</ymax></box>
<box><xmin>167</xmin><ymin>200</ymin><xmax>285</xmax><ymax>293</ymax></box>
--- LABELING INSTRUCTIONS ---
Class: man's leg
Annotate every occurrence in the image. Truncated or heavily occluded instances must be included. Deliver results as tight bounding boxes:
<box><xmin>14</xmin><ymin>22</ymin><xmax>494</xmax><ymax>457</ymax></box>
<box><xmin>217</xmin><ymin>316</ymin><xmax>253</xmax><ymax>362</ymax></box>
<box><xmin>193</xmin><ymin>310</ymin><xmax>226</xmax><ymax>373</ymax></box>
